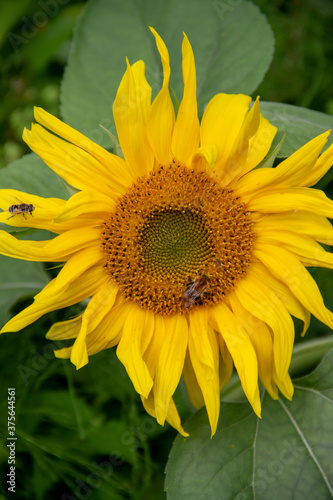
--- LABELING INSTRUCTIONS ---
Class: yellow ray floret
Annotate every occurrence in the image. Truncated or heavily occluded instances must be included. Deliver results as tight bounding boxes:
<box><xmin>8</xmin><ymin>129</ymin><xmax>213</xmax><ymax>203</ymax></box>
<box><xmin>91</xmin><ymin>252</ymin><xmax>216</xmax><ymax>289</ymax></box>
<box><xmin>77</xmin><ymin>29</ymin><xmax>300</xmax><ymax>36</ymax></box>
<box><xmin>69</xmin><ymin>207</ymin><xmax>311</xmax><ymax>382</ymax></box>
<box><xmin>147</xmin><ymin>27</ymin><xmax>175</xmax><ymax>165</ymax></box>
<box><xmin>153</xmin><ymin>315</ymin><xmax>188</xmax><ymax>425</ymax></box>
<box><xmin>171</xmin><ymin>33</ymin><xmax>200</xmax><ymax>165</ymax></box>
<box><xmin>113</xmin><ymin>60</ymin><xmax>153</xmax><ymax>178</ymax></box>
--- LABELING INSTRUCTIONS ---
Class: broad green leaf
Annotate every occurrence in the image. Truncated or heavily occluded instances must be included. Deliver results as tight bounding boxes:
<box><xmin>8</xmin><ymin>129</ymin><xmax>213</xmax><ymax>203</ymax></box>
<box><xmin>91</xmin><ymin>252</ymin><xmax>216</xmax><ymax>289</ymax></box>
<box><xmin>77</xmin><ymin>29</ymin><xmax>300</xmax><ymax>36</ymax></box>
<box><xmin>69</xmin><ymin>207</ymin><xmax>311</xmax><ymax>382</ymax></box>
<box><xmin>0</xmin><ymin>152</ymin><xmax>69</xmax><ymax>198</ymax></box>
<box><xmin>61</xmin><ymin>0</ymin><xmax>274</xmax><ymax>146</ymax></box>
<box><xmin>0</xmin><ymin>256</ymin><xmax>48</xmax><ymax>326</ymax></box>
<box><xmin>260</xmin><ymin>101</ymin><xmax>333</xmax><ymax>157</ymax></box>
<box><xmin>290</xmin><ymin>337</ymin><xmax>333</xmax><ymax>377</ymax></box>
<box><xmin>166</xmin><ymin>349</ymin><xmax>333</xmax><ymax>500</ymax></box>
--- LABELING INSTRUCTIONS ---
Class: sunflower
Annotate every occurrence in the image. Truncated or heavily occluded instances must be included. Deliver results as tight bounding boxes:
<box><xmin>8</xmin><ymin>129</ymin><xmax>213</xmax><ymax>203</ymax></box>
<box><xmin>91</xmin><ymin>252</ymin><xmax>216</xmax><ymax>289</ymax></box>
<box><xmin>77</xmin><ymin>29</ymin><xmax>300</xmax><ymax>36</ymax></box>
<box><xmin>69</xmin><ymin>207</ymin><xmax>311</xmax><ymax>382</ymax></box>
<box><xmin>1</xmin><ymin>28</ymin><xmax>333</xmax><ymax>437</ymax></box>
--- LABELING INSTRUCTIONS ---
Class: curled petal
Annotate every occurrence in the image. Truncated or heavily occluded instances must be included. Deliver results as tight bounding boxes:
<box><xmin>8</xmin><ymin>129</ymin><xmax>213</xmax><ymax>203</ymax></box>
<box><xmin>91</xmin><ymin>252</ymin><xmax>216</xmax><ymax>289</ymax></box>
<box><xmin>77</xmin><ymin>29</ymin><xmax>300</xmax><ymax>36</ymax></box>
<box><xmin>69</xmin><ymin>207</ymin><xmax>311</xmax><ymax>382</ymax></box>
<box><xmin>113</xmin><ymin>60</ymin><xmax>153</xmax><ymax>177</ymax></box>
<box><xmin>212</xmin><ymin>303</ymin><xmax>261</xmax><ymax>417</ymax></box>
<box><xmin>147</xmin><ymin>27</ymin><xmax>175</xmax><ymax>164</ymax></box>
<box><xmin>171</xmin><ymin>33</ymin><xmax>200</xmax><ymax>164</ymax></box>
<box><xmin>116</xmin><ymin>305</ymin><xmax>153</xmax><ymax>399</ymax></box>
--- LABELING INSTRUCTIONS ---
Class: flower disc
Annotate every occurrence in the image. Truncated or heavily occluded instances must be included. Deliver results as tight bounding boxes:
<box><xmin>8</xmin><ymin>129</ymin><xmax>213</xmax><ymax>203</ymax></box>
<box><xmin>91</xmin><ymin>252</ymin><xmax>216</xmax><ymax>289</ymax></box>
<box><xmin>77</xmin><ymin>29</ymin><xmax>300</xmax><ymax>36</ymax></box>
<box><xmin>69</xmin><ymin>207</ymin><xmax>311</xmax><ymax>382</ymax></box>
<box><xmin>102</xmin><ymin>162</ymin><xmax>255</xmax><ymax>315</ymax></box>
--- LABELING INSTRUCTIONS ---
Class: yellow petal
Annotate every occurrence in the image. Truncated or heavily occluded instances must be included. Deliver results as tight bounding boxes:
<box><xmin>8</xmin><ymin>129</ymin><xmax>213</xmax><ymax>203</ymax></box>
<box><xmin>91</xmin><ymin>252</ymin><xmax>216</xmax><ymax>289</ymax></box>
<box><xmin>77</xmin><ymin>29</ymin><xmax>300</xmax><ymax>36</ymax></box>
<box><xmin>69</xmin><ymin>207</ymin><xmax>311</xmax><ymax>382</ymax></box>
<box><xmin>188</xmin><ymin>319</ymin><xmax>220</xmax><ymax>436</ymax></box>
<box><xmin>188</xmin><ymin>309</ymin><xmax>214</xmax><ymax>377</ymax></box>
<box><xmin>154</xmin><ymin>314</ymin><xmax>188</xmax><ymax>425</ymax></box>
<box><xmin>143</xmin><ymin>314</ymin><xmax>165</xmax><ymax>378</ymax></box>
<box><xmin>0</xmin><ymin>188</ymin><xmax>108</xmax><ymax>233</ymax></box>
<box><xmin>272</xmin><ymin>369</ymin><xmax>294</xmax><ymax>400</ymax></box>
<box><xmin>85</xmin><ymin>300</ymin><xmax>132</xmax><ymax>355</ymax></box>
<box><xmin>141</xmin><ymin>392</ymin><xmax>189</xmax><ymax>437</ymax></box>
<box><xmin>171</xmin><ymin>33</ymin><xmax>199</xmax><ymax>164</ymax></box>
<box><xmin>113</xmin><ymin>60</ymin><xmax>153</xmax><ymax>177</ymax></box>
<box><xmin>211</xmin><ymin>303</ymin><xmax>261</xmax><ymax>417</ymax></box>
<box><xmin>116</xmin><ymin>305</ymin><xmax>153</xmax><ymax>398</ymax></box>
<box><xmin>255</xmin><ymin>212</ymin><xmax>333</xmax><ymax>246</ymax></box>
<box><xmin>246</xmin><ymin>187</ymin><xmax>333</xmax><ymax>217</ymax></box>
<box><xmin>0</xmin><ymin>189</ymin><xmax>64</xmax><ymax>213</ymax></box>
<box><xmin>146</xmin><ymin>28</ymin><xmax>175</xmax><ymax>164</ymax></box>
<box><xmin>200</xmin><ymin>93</ymin><xmax>251</xmax><ymax>174</ymax></box>
<box><xmin>256</xmin><ymin>231</ymin><xmax>333</xmax><ymax>269</ymax></box>
<box><xmin>71</xmin><ymin>281</ymin><xmax>118</xmax><ymax>369</ymax></box>
<box><xmin>1</xmin><ymin>265</ymin><xmax>108</xmax><ymax>333</ymax></box>
<box><xmin>0</xmin><ymin>188</ymin><xmax>66</xmax><ymax>231</ymax></box>
<box><xmin>225</xmin><ymin>97</ymin><xmax>264</xmax><ymax>184</ymax></box>
<box><xmin>70</xmin><ymin>314</ymin><xmax>89</xmax><ymax>369</ymax></box>
<box><xmin>0</xmin><ymin>226</ymin><xmax>101</xmax><ymax>262</ymax></box>
<box><xmin>33</xmin><ymin>106</ymin><xmax>133</xmax><ymax>186</ymax></box>
<box><xmin>23</xmin><ymin>125</ymin><xmax>127</xmax><ymax>197</ymax></box>
<box><xmin>48</xmin><ymin>246</ymin><xmax>104</xmax><ymax>297</ymax></box>
<box><xmin>241</xmin><ymin>110</ymin><xmax>277</xmax><ymax>178</ymax></box>
<box><xmin>298</xmin><ymin>140</ymin><xmax>333</xmax><ymax>187</ymax></box>
<box><xmin>54</xmin><ymin>190</ymin><xmax>115</xmax><ymax>223</ymax></box>
<box><xmin>182</xmin><ymin>351</ymin><xmax>205</xmax><ymax>409</ymax></box>
<box><xmin>217</xmin><ymin>335</ymin><xmax>234</xmax><ymax>391</ymax></box>
<box><xmin>140</xmin><ymin>309</ymin><xmax>155</xmax><ymax>355</ymax></box>
<box><xmin>190</xmin><ymin>145</ymin><xmax>219</xmax><ymax>171</ymax></box>
<box><xmin>234</xmin><ymin>270</ymin><xmax>294</xmax><ymax>380</ymax></box>
<box><xmin>254</xmin><ymin>243</ymin><xmax>333</xmax><ymax>329</ymax></box>
<box><xmin>54</xmin><ymin>346</ymin><xmax>72</xmax><ymax>359</ymax></box>
<box><xmin>46</xmin><ymin>315</ymin><xmax>82</xmax><ymax>340</ymax></box>
<box><xmin>228</xmin><ymin>292</ymin><xmax>278</xmax><ymax>400</ymax></box>
<box><xmin>236</xmin><ymin>131</ymin><xmax>329</xmax><ymax>195</ymax></box>
<box><xmin>248</xmin><ymin>262</ymin><xmax>310</xmax><ymax>336</ymax></box>
<box><xmin>164</xmin><ymin>397</ymin><xmax>189</xmax><ymax>437</ymax></box>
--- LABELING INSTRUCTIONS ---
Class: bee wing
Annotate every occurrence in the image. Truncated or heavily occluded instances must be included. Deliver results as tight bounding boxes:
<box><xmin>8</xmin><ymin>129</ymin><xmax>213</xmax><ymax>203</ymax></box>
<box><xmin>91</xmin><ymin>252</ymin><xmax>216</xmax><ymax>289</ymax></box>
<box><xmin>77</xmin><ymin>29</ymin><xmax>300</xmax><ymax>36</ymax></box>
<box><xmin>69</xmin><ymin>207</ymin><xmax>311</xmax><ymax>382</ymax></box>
<box><xmin>8</xmin><ymin>195</ymin><xmax>23</xmax><ymax>204</ymax></box>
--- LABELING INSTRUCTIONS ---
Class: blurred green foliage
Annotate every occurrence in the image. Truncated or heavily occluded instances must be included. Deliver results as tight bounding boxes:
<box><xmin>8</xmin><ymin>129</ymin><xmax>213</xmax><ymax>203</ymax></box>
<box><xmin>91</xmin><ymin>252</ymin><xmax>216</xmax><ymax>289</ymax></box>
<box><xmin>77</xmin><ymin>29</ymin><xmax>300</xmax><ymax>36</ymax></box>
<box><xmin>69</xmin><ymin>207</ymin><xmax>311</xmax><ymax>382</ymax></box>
<box><xmin>254</xmin><ymin>0</ymin><xmax>333</xmax><ymax>113</ymax></box>
<box><xmin>0</xmin><ymin>0</ymin><xmax>84</xmax><ymax>169</ymax></box>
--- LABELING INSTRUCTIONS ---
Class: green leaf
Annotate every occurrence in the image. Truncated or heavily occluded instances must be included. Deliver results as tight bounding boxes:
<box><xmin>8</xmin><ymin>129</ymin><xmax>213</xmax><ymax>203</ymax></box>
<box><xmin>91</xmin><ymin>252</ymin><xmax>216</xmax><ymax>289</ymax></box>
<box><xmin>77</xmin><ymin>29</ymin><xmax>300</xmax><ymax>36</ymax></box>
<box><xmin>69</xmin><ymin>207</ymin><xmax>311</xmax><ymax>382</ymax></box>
<box><xmin>61</xmin><ymin>0</ymin><xmax>274</xmax><ymax>146</ymax></box>
<box><xmin>0</xmin><ymin>257</ymin><xmax>49</xmax><ymax>326</ymax></box>
<box><xmin>290</xmin><ymin>337</ymin><xmax>333</xmax><ymax>377</ymax></box>
<box><xmin>166</xmin><ymin>349</ymin><xmax>333</xmax><ymax>500</ymax></box>
<box><xmin>260</xmin><ymin>102</ymin><xmax>333</xmax><ymax>158</ymax></box>
<box><xmin>0</xmin><ymin>152</ymin><xmax>69</xmax><ymax>198</ymax></box>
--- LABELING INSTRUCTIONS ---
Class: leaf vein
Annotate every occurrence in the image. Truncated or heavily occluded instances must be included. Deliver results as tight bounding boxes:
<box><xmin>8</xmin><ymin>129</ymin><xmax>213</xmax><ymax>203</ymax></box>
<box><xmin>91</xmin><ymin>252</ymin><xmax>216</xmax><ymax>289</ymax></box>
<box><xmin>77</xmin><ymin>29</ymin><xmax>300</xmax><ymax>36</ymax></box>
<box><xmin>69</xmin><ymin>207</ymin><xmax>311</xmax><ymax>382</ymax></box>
<box><xmin>294</xmin><ymin>385</ymin><xmax>333</xmax><ymax>404</ymax></box>
<box><xmin>279</xmin><ymin>398</ymin><xmax>333</xmax><ymax>497</ymax></box>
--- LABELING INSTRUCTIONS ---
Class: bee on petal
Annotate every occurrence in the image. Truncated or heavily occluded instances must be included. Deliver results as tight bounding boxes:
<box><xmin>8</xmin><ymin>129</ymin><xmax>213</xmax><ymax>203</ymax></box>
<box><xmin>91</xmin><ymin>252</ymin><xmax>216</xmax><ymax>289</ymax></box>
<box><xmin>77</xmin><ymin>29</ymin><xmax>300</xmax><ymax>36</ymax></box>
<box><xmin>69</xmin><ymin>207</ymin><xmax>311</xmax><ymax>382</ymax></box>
<box><xmin>8</xmin><ymin>201</ymin><xmax>35</xmax><ymax>220</ymax></box>
<box><xmin>182</xmin><ymin>275</ymin><xmax>210</xmax><ymax>308</ymax></box>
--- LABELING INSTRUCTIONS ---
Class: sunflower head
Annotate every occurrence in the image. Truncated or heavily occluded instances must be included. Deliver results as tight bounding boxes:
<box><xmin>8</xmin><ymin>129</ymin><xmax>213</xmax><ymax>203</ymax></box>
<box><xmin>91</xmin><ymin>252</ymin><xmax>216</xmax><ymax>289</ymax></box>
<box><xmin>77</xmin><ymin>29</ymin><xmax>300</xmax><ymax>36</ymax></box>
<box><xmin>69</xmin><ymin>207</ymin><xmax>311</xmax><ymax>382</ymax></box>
<box><xmin>1</xmin><ymin>27</ymin><xmax>333</xmax><ymax>437</ymax></box>
<box><xmin>101</xmin><ymin>161</ymin><xmax>256</xmax><ymax>315</ymax></box>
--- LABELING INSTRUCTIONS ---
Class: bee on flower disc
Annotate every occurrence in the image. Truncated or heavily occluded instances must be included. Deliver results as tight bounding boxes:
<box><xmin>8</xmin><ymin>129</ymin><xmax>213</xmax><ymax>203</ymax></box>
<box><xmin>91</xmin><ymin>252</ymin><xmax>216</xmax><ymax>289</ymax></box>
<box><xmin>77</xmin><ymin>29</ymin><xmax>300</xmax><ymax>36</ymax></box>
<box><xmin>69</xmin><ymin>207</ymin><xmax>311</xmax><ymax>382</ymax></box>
<box><xmin>182</xmin><ymin>275</ymin><xmax>210</xmax><ymax>308</ymax></box>
<box><xmin>8</xmin><ymin>202</ymin><xmax>35</xmax><ymax>220</ymax></box>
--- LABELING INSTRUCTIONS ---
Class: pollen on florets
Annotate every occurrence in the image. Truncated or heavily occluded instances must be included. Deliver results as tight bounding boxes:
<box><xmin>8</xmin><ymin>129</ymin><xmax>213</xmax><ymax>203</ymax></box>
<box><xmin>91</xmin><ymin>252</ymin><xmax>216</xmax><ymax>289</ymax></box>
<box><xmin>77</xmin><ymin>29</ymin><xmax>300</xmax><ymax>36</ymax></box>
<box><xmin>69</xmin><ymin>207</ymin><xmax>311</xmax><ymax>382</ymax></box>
<box><xmin>101</xmin><ymin>161</ymin><xmax>255</xmax><ymax>315</ymax></box>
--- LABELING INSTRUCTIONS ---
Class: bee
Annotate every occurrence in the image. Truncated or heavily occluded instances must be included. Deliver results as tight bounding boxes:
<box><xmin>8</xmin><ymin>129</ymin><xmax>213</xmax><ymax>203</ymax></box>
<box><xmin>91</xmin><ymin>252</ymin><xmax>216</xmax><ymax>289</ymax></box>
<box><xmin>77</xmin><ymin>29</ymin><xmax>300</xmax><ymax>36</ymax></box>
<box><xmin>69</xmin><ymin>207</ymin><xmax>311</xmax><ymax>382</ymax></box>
<box><xmin>182</xmin><ymin>275</ymin><xmax>210</xmax><ymax>308</ymax></box>
<box><xmin>8</xmin><ymin>202</ymin><xmax>35</xmax><ymax>220</ymax></box>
